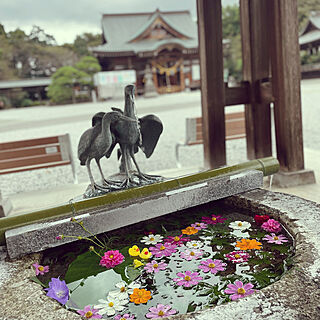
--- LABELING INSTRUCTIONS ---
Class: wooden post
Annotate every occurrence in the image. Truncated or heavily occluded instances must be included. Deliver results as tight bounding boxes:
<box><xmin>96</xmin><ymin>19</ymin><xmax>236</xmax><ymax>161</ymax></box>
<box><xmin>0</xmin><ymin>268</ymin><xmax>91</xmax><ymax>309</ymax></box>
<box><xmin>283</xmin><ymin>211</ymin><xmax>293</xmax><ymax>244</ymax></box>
<box><xmin>267</xmin><ymin>0</ymin><xmax>315</xmax><ymax>186</ymax></box>
<box><xmin>240</xmin><ymin>0</ymin><xmax>272</xmax><ymax>159</ymax></box>
<box><xmin>197</xmin><ymin>0</ymin><xmax>226</xmax><ymax>169</ymax></box>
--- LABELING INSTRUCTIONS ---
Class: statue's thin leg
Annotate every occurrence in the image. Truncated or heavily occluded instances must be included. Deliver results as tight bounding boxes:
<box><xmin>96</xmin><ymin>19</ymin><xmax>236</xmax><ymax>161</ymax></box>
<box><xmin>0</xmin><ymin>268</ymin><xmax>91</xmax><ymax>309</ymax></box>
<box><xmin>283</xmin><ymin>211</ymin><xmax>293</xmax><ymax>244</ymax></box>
<box><xmin>96</xmin><ymin>159</ymin><xmax>121</xmax><ymax>187</ymax></box>
<box><xmin>119</xmin><ymin>146</ymin><xmax>139</xmax><ymax>188</ymax></box>
<box><xmin>86</xmin><ymin>159</ymin><xmax>109</xmax><ymax>191</ymax></box>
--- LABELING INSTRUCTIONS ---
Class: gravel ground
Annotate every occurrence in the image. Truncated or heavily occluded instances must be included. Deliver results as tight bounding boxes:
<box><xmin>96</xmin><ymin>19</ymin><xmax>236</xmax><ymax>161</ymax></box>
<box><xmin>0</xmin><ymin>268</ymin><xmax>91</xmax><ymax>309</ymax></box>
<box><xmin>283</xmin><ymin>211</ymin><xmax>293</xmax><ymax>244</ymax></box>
<box><xmin>1</xmin><ymin>79</ymin><xmax>319</xmax><ymax>197</ymax></box>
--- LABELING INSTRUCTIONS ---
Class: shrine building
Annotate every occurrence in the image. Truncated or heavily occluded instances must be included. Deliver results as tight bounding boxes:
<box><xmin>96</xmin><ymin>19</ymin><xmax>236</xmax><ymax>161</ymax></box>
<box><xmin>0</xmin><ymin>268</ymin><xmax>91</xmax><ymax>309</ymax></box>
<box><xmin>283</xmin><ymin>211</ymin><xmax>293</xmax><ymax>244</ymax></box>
<box><xmin>91</xmin><ymin>9</ymin><xmax>201</xmax><ymax>94</ymax></box>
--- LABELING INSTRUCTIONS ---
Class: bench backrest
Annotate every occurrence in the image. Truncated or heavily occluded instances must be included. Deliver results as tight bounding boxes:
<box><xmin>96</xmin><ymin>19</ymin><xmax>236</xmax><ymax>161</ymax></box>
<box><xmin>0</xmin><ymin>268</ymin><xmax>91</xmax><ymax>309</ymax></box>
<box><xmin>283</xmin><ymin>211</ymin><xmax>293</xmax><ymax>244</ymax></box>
<box><xmin>185</xmin><ymin>111</ymin><xmax>246</xmax><ymax>145</ymax></box>
<box><xmin>0</xmin><ymin>134</ymin><xmax>76</xmax><ymax>182</ymax></box>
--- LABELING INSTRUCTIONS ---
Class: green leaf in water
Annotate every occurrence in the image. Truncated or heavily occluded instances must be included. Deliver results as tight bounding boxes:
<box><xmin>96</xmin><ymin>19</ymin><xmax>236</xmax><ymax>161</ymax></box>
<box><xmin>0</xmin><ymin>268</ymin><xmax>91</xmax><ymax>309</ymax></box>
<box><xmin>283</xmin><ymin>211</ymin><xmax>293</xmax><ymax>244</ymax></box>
<box><xmin>30</xmin><ymin>276</ymin><xmax>47</xmax><ymax>288</ymax></box>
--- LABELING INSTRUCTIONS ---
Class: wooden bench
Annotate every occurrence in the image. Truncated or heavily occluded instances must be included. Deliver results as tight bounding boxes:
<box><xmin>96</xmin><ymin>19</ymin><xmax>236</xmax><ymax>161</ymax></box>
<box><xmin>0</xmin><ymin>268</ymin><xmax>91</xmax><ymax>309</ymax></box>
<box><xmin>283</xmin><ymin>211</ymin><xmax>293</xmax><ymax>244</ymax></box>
<box><xmin>175</xmin><ymin>111</ymin><xmax>246</xmax><ymax>167</ymax></box>
<box><xmin>0</xmin><ymin>134</ymin><xmax>77</xmax><ymax>216</ymax></box>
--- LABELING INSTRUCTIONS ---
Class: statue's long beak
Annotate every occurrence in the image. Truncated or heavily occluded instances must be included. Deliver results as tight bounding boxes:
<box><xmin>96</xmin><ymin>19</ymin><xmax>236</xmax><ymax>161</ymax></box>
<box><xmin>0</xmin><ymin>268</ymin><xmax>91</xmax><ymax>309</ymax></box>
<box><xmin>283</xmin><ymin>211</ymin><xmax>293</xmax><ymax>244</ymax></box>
<box><xmin>120</xmin><ymin>114</ymin><xmax>137</xmax><ymax>122</ymax></box>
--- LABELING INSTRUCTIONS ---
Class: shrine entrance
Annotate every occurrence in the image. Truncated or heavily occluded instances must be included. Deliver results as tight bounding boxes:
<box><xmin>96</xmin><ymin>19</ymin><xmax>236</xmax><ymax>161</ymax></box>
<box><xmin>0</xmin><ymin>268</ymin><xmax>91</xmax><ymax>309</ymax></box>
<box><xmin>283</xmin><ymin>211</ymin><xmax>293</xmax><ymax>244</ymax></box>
<box><xmin>152</xmin><ymin>47</ymin><xmax>185</xmax><ymax>94</ymax></box>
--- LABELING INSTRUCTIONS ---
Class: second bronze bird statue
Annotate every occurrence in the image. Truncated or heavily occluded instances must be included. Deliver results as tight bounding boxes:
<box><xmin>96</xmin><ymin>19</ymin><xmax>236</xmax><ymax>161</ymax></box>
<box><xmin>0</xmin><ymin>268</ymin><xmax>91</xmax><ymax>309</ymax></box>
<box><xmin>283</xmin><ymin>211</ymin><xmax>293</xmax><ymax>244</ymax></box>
<box><xmin>78</xmin><ymin>111</ymin><xmax>136</xmax><ymax>192</ymax></box>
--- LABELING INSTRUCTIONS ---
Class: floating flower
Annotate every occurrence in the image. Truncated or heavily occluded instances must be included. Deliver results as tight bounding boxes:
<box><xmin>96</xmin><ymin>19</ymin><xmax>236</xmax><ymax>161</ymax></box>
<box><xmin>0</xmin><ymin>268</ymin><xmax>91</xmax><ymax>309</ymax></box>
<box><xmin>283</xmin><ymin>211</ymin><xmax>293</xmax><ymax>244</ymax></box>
<box><xmin>235</xmin><ymin>239</ymin><xmax>262</xmax><ymax>250</ymax></box>
<box><xmin>45</xmin><ymin>277</ymin><xmax>69</xmax><ymax>305</ymax></box>
<box><xmin>181</xmin><ymin>227</ymin><xmax>198</xmax><ymax>235</ymax></box>
<box><xmin>263</xmin><ymin>233</ymin><xmax>288</xmax><ymax>244</ymax></box>
<box><xmin>198</xmin><ymin>258</ymin><xmax>226</xmax><ymax>274</ymax></box>
<box><xmin>100</xmin><ymin>250</ymin><xmax>124</xmax><ymax>268</ymax></box>
<box><xmin>149</xmin><ymin>242</ymin><xmax>177</xmax><ymax>258</ymax></box>
<box><xmin>114</xmin><ymin>314</ymin><xmax>135</xmax><ymax>320</ymax></box>
<box><xmin>261</xmin><ymin>219</ymin><xmax>282</xmax><ymax>233</ymax></box>
<box><xmin>225</xmin><ymin>251</ymin><xmax>250</xmax><ymax>263</ymax></box>
<box><xmin>133</xmin><ymin>259</ymin><xmax>144</xmax><ymax>269</ymax></box>
<box><xmin>144</xmin><ymin>260</ymin><xmax>167</xmax><ymax>273</ymax></box>
<box><xmin>229</xmin><ymin>221</ymin><xmax>251</xmax><ymax>231</ymax></box>
<box><xmin>191</xmin><ymin>222</ymin><xmax>208</xmax><ymax>230</ymax></box>
<box><xmin>77</xmin><ymin>305</ymin><xmax>102</xmax><ymax>319</ymax></box>
<box><xmin>224</xmin><ymin>280</ymin><xmax>255</xmax><ymax>300</ymax></box>
<box><xmin>165</xmin><ymin>234</ymin><xmax>189</xmax><ymax>246</ymax></box>
<box><xmin>109</xmin><ymin>281</ymin><xmax>140</xmax><ymax>300</ymax></box>
<box><xmin>129</xmin><ymin>288</ymin><xmax>151</xmax><ymax>304</ymax></box>
<box><xmin>95</xmin><ymin>297</ymin><xmax>128</xmax><ymax>316</ymax></box>
<box><xmin>146</xmin><ymin>304</ymin><xmax>178</xmax><ymax>318</ymax></box>
<box><xmin>186</xmin><ymin>240</ymin><xmax>203</xmax><ymax>249</ymax></box>
<box><xmin>202</xmin><ymin>214</ymin><xmax>227</xmax><ymax>225</ymax></box>
<box><xmin>139</xmin><ymin>248</ymin><xmax>152</xmax><ymax>259</ymax></box>
<box><xmin>140</xmin><ymin>234</ymin><xmax>163</xmax><ymax>245</ymax></box>
<box><xmin>144</xmin><ymin>229</ymin><xmax>157</xmax><ymax>236</ymax></box>
<box><xmin>254</xmin><ymin>214</ymin><xmax>270</xmax><ymax>225</ymax></box>
<box><xmin>180</xmin><ymin>249</ymin><xmax>203</xmax><ymax>261</ymax></box>
<box><xmin>32</xmin><ymin>263</ymin><xmax>49</xmax><ymax>276</ymax></box>
<box><xmin>128</xmin><ymin>245</ymin><xmax>140</xmax><ymax>257</ymax></box>
<box><xmin>173</xmin><ymin>270</ymin><xmax>203</xmax><ymax>288</ymax></box>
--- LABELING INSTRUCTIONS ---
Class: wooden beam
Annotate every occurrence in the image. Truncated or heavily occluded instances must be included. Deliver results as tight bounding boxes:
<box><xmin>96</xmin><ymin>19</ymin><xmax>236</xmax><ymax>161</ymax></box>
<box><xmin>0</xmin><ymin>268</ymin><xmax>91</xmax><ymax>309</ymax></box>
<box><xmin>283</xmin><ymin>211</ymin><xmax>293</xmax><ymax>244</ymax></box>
<box><xmin>240</xmin><ymin>0</ymin><xmax>272</xmax><ymax>160</ymax></box>
<box><xmin>267</xmin><ymin>0</ymin><xmax>305</xmax><ymax>172</ymax></box>
<box><xmin>197</xmin><ymin>0</ymin><xmax>226</xmax><ymax>169</ymax></box>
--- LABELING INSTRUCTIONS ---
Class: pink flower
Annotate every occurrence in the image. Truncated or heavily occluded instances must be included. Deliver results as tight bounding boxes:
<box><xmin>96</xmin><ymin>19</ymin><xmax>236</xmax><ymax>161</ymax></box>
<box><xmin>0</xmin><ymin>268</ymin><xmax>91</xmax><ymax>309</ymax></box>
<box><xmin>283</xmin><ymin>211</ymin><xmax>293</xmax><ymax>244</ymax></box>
<box><xmin>225</xmin><ymin>251</ymin><xmax>250</xmax><ymax>263</ymax></box>
<box><xmin>180</xmin><ymin>249</ymin><xmax>203</xmax><ymax>261</ymax></box>
<box><xmin>198</xmin><ymin>259</ymin><xmax>226</xmax><ymax>274</ymax></box>
<box><xmin>261</xmin><ymin>219</ymin><xmax>282</xmax><ymax>233</ymax></box>
<box><xmin>99</xmin><ymin>250</ymin><xmax>124</xmax><ymax>268</ymax></box>
<box><xmin>164</xmin><ymin>234</ymin><xmax>189</xmax><ymax>246</ymax></box>
<box><xmin>149</xmin><ymin>242</ymin><xmax>177</xmax><ymax>258</ymax></box>
<box><xmin>145</xmin><ymin>304</ymin><xmax>178</xmax><ymax>318</ymax></box>
<box><xmin>114</xmin><ymin>314</ymin><xmax>135</xmax><ymax>320</ymax></box>
<box><xmin>191</xmin><ymin>222</ymin><xmax>208</xmax><ymax>230</ymax></box>
<box><xmin>32</xmin><ymin>263</ymin><xmax>49</xmax><ymax>276</ymax></box>
<box><xmin>224</xmin><ymin>280</ymin><xmax>255</xmax><ymax>300</ymax></box>
<box><xmin>144</xmin><ymin>260</ymin><xmax>167</xmax><ymax>273</ymax></box>
<box><xmin>263</xmin><ymin>233</ymin><xmax>288</xmax><ymax>244</ymax></box>
<box><xmin>77</xmin><ymin>305</ymin><xmax>102</xmax><ymax>319</ymax></box>
<box><xmin>173</xmin><ymin>270</ymin><xmax>203</xmax><ymax>287</ymax></box>
<box><xmin>202</xmin><ymin>214</ymin><xmax>227</xmax><ymax>225</ymax></box>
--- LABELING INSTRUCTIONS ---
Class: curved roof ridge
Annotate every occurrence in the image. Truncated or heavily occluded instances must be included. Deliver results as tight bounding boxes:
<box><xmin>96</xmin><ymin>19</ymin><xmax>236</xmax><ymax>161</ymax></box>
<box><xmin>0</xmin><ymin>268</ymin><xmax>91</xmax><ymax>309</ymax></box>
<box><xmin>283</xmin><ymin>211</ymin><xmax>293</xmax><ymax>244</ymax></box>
<box><xmin>127</xmin><ymin>10</ymin><xmax>191</xmax><ymax>43</ymax></box>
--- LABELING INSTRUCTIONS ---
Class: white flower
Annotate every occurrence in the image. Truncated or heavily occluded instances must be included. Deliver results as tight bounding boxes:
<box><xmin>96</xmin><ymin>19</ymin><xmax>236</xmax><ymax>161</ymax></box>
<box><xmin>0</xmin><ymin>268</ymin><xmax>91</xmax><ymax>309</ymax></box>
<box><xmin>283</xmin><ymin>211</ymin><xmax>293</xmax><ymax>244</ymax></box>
<box><xmin>108</xmin><ymin>281</ymin><xmax>140</xmax><ymax>300</ymax></box>
<box><xmin>95</xmin><ymin>296</ymin><xmax>128</xmax><ymax>316</ymax></box>
<box><xmin>140</xmin><ymin>234</ymin><xmax>163</xmax><ymax>245</ymax></box>
<box><xmin>229</xmin><ymin>221</ymin><xmax>251</xmax><ymax>231</ymax></box>
<box><xmin>186</xmin><ymin>240</ymin><xmax>203</xmax><ymax>249</ymax></box>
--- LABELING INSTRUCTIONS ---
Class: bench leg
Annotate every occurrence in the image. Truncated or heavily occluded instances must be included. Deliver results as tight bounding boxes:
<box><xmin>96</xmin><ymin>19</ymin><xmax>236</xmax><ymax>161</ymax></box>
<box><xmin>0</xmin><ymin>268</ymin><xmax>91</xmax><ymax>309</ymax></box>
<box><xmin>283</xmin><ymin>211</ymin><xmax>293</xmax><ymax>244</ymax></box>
<box><xmin>175</xmin><ymin>143</ymin><xmax>184</xmax><ymax>168</ymax></box>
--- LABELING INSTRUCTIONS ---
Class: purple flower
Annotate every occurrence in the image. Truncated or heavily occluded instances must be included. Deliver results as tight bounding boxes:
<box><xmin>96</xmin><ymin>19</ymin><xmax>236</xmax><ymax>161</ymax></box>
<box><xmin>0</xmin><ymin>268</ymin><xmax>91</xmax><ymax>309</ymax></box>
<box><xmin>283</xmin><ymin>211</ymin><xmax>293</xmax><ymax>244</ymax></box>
<box><xmin>45</xmin><ymin>277</ymin><xmax>69</xmax><ymax>305</ymax></box>
<box><xmin>164</xmin><ymin>234</ymin><xmax>189</xmax><ymax>246</ymax></box>
<box><xmin>202</xmin><ymin>214</ymin><xmax>227</xmax><ymax>225</ymax></box>
<box><xmin>114</xmin><ymin>313</ymin><xmax>135</xmax><ymax>320</ymax></box>
<box><xmin>263</xmin><ymin>233</ymin><xmax>288</xmax><ymax>244</ymax></box>
<box><xmin>145</xmin><ymin>304</ymin><xmax>178</xmax><ymax>318</ymax></box>
<box><xmin>191</xmin><ymin>222</ymin><xmax>208</xmax><ymax>230</ymax></box>
<box><xmin>173</xmin><ymin>270</ymin><xmax>203</xmax><ymax>287</ymax></box>
<box><xmin>32</xmin><ymin>263</ymin><xmax>49</xmax><ymax>276</ymax></box>
<box><xmin>199</xmin><ymin>258</ymin><xmax>226</xmax><ymax>274</ymax></box>
<box><xmin>144</xmin><ymin>260</ymin><xmax>167</xmax><ymax>273</ymax></box>
<box><xmin>77</xmin><ymin>305</ymin><xmax>102</xmax><ymax>319</ymax></box>
<box><xmin>224</xmin><ymin>280</ymin><xmax>255</xmax><ymax>300</ymax></box>
<box><xmin>225</xmin><ymin>251</ymin><xmax>250</xmax><ymax>263</ymax></box>
<box><xmin>149</xmin><ymin>242</ymin><xmax>177</xmax><ymax>258</ymax></box>
<box><xmin>261</xmin><ymin>219</ymin><xmax>282</xmax><ymax>233</ymax></box>
<box><xmin>180</xmin><ymin>249</ymin><xmax>203</xmax><ymax>261</ymax></box>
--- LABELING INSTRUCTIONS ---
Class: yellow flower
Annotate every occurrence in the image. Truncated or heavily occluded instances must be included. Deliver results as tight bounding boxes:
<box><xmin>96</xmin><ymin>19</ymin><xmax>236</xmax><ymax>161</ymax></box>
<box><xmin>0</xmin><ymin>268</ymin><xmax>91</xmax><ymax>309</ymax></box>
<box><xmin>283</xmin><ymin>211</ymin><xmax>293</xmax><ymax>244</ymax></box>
<box><xmin>139</xmin><ymin>248</ymin><xmax>152</xmax><ymax>259</ymax></box>
<box><xmin>128</xmin><ymin>245</ymin><xmax>140</xmax><ymax>256</ymax></box>
<box><xmin>236</xmin><ymin>239</ymin><xmax>262</xmax><ymax>250</ymax></box>
<box><xmin>133</xmin><ymin>259</ymin><xmax>144</xmax><ymax>269</ymax></box>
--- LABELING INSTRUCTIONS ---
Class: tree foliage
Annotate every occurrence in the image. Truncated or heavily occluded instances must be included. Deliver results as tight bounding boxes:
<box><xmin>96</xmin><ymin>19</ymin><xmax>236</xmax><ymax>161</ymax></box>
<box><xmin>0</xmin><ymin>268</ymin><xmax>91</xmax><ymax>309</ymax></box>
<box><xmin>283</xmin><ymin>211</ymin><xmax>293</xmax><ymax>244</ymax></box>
<box><xmin>298</xmin><ymin>0</ymin><xmax>320</xmax><ymax>30</ymax></box>
<box><xmin>75</xmin><ymin>56</ymin><xmax>101</xmax><ymax>76</ymax></box>
<box><xmin>71</xmin><ymin>33</ymin><xmax>102</xmax><ymax>57</ymax></box>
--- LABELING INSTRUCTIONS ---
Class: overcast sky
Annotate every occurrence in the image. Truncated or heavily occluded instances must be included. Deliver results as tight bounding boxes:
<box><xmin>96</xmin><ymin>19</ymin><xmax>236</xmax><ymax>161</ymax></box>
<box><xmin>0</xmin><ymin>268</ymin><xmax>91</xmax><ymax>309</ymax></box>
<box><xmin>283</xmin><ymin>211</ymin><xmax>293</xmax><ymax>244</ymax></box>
<box><xmin>0</xmin><ymin>0</ymin><xmax>238</xmax><ymax>44</ymax></box>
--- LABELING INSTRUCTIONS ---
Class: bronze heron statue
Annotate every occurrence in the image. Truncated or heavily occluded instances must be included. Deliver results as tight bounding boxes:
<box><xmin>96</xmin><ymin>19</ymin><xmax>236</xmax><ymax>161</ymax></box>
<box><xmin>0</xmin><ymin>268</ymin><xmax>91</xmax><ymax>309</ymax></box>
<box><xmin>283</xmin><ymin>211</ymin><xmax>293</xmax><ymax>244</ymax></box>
<box><xmin>78</xmin><ymin>111</ymin><xmax>136</xmax><ymax>192</ymax></box>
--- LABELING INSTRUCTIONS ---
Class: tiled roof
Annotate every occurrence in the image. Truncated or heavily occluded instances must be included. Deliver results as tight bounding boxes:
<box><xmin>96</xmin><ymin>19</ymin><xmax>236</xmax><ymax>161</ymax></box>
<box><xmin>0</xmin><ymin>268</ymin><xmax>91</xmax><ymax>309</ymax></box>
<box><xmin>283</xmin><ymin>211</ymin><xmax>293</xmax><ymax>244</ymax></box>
<box><xmin>0</xmin><ymin>78</ymin><xmax>51</xmax><ymax>90</ymax></box>
<box><xmin>92</xmin><ymin>10</ymin><xmax>198</xmax><ymax>55</ymax></box>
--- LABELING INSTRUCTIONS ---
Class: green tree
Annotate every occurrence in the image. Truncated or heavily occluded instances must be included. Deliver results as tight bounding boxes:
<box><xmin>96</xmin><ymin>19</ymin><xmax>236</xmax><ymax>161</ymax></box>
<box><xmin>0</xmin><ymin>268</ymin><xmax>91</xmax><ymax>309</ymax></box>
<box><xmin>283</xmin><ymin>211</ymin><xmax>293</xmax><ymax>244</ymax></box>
<box><xmin>75</xmin><ymin>55</ymin><xmax>101</xmax><ymax>76</ymax></box>
<box><xmin>47</xmin><ymin>66</ymin><xmax>91</xmax><ymax>104</ymax></box>
<box><xmin>298</xmin><ymin>0</ymin><xmax>320</xmax><ymax>30</ymax></box>
<box><xmin>222</xmin><ymin>5</ymin><xmax>240</xmax><ymax>39</ymax></box>
<box><xmin>71</xmin><ymin>33</ymin><xmax>102</xmax><ymax>56</ymax></box>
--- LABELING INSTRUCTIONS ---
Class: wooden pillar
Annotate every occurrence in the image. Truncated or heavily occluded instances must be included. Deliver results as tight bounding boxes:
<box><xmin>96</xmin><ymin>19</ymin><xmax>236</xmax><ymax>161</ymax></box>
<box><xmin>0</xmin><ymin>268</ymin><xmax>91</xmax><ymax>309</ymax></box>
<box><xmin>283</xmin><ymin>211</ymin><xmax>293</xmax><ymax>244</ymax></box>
<box><xmin>240</xmin><ymin>0</ymin><xmax>272</xmax><ymax>160</ymax></box>
<box><xmin>197</xmin><ymin>0</ymin><xmax>226</xmax><ymax>169</ymax></box>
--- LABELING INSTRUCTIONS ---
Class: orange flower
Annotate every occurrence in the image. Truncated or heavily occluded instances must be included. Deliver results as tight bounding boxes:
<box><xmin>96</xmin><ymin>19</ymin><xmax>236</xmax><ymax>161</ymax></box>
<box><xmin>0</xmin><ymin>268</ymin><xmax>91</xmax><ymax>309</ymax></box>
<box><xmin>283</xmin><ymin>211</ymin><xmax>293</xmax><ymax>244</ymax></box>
<box><xmin>129</xmin><ymin>288</ymin><xmax>151</xmax><ymax>304</ymax></box>
<box><xmin>181</xmin><ymin>226</ymin><xmax>198</xmax><ymax>235</ymax></box>
<box><xmin>236</xmin><ymin>239</ymin><xmax>262</xmax><ymax>250</ymax></box>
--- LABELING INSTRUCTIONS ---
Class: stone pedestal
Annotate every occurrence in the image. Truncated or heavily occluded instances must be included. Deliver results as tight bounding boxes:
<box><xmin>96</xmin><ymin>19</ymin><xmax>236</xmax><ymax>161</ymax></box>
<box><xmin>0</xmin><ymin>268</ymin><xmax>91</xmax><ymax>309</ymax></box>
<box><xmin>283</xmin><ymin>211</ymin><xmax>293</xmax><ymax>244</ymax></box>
<box><xmin>272</xmin><ymin>169</ymin><xmax>316</xmax><ymax>188</ymax></box>
<box><xmin>143</xmin><ymin>64</ymin><xmax>158</xmax><ymax>98</ymax></box>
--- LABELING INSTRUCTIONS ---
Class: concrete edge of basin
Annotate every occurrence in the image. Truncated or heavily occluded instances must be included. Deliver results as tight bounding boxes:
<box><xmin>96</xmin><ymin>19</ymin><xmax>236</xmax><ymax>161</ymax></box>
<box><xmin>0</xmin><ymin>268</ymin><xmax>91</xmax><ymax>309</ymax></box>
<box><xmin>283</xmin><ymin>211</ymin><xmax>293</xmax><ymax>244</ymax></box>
<box><xmin>1</xmin><ymin>188</ymin><xmax>319</xmax><ymax>320</ymax></box>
